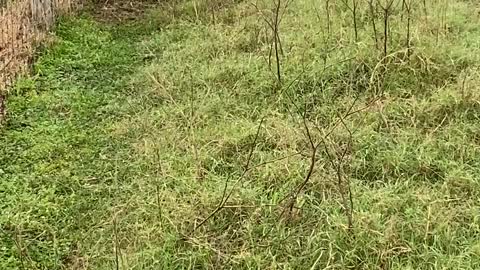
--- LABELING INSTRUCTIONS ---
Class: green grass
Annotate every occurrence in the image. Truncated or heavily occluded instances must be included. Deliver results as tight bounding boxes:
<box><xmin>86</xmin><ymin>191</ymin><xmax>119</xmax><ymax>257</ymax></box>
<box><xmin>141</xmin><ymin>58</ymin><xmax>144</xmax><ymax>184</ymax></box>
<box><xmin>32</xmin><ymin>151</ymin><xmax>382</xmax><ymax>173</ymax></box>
<box><xmin>1</xmin><ymin>0</ymin><xmax>480</xmax><ymax>269</ymax></box>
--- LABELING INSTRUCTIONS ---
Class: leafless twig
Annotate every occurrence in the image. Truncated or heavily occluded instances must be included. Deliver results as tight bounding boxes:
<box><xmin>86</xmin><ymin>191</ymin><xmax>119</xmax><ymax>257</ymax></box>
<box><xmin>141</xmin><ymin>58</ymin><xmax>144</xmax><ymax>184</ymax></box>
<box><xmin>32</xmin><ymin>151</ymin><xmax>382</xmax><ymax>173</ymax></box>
<box><xmin>340</xmin><ymin>0</ymin><xmax>359</xmax><ymax>42</ymax></box>
<box><xmin>368</xmin><ymin>0</ymin><xmax>379</xmax><ymax>50</ymax></box>
<box><xmin>253</xmin><ymin>0</ymin><xmax>293</xmax><ymax>84</ymax></box>
<box><xmin>113</xmin><ymin>216</ymin><xmax>120</xmax><ymax>270</ymax></box>
<box><xmin>191</xmin><ymin>117</ymin><xmax>265</xmax><ymax>233</ymax></box>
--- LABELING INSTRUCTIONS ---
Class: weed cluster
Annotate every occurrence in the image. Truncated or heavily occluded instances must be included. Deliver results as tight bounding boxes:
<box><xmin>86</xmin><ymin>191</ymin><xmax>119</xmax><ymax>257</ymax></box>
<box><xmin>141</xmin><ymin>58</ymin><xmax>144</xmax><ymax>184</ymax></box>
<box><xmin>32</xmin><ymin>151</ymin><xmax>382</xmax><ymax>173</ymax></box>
<box><xmin>1</xmin><ymin>0</ymin><xmax>479</xmax><ymax>269</ymax></box>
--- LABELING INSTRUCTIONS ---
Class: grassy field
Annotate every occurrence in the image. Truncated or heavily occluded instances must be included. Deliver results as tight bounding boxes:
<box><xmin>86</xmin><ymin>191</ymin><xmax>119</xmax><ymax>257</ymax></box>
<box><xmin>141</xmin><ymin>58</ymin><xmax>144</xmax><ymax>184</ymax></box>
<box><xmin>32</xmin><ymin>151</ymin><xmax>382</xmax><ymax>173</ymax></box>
<box><xmin>1</xmin><ymin>0</ymin><xmax>480</xmax><ymax>269</ymax></box>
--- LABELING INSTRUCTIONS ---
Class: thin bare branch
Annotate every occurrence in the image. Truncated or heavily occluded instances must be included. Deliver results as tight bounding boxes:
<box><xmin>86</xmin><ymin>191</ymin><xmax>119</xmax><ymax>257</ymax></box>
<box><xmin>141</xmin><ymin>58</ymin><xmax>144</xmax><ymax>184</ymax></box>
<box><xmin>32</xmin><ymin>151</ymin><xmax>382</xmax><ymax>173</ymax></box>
<box><xmin>191</xmin><ymin>117</ymin><xmax>265</xmax><ymax>233</ymax></box>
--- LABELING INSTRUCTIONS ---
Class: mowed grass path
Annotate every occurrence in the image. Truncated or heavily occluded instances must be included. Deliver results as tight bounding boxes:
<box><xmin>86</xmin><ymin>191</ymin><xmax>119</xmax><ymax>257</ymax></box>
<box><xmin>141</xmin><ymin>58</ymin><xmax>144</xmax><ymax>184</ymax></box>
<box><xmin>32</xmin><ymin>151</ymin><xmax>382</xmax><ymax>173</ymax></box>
<box><xmin>1</xmin><ymin>1</ymin><xmax>480</xmax><ymax>269</ymax></box>
<box><xmin>0</xmin><ymin>16</ymin><xmax>173</xmax><ymax>269</ymax></box>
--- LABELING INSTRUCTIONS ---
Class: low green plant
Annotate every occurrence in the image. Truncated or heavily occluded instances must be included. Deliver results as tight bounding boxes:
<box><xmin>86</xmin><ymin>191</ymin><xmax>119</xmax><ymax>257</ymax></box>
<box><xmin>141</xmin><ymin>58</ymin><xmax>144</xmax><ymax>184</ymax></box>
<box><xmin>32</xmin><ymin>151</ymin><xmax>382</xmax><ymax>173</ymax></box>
<box><xmin>1</xmin><ymin>0</ymin><xmax>479</xmax><ymax>269</ymax></box>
